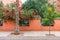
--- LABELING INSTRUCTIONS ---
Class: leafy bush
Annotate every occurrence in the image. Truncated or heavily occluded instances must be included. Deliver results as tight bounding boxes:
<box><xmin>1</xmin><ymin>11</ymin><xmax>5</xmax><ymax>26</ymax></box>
<box><xmin>0</xmin><ymin>2</ymin><xmax>16</xmax><ymax>20</ymax></box>
<box><xmin>55</xmin><ymin>13</ymin><xmax>60</xmax><ymax>17</ymax></box>
<box><xmin>0</xmin><ymin>19</ymin><xmax>3</xmax><ymax>26</ymax></box>
<box><xmin>41</xmin><ymin>18</ymin><xmax>54</xmax><ymax>26</ymax></box>
<box><xmin>20</xmin><ymin>9</ymin><xmax>35</xmax><ymax>20</ymax></box>
<box><xmin>19</xmin><ymin>20</ymin><xmax>29</xmax><ymax>26</ymax></box>
<box><xmin>55</xmin><ymin>13</ymin><xmax>60</xmax><ymax>19</ymax></box>
<box><xmin>22</xmin><ymin>0</ymin><xmax>48</xmax><ymax>18</ymax></box>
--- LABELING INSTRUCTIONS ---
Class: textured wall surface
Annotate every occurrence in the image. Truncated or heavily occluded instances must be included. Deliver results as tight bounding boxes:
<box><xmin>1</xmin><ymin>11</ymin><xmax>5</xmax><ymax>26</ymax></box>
<box><xmin>0</xmin><ymin>20</ymin><xmax>60</xmax><ymax>31</ymax></box>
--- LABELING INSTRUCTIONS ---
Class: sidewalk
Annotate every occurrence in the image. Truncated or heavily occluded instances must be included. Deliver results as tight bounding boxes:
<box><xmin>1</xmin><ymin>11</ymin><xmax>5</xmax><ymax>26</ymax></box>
<box><xmin>0</xmin><ymin>31</ymin><xmax>60</xmax><ymax>37</ymax></box>
<box><xmin>0</xmin><ymin>31</ymin><xmax>60</xmax><ymax>40</ymax></box>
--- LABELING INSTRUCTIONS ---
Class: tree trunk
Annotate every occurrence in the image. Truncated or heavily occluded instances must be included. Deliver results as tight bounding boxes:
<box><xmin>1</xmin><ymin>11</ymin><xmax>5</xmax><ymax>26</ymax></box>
<box><xmin>49</xmin><ymin>26</ymin><xmax>51</xmax><ymax>35</ymax></box>
<box><xmin>14</xmin><ymin>0</ymin><xmax>20</xmax><ymax>34</ymax></box>
<box><xmin>14</xmin><ymin>11</ymin><xmax>19</xmax><ymax>33</ymax></box>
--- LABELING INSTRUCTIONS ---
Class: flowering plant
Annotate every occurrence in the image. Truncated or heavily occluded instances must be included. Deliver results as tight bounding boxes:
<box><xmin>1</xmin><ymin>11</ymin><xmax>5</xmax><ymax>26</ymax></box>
<box><xmin>20</xmin><ymin>9</ymin><xmax>36</xmax><ymax>20</ymax></box>
<box><xmin>0</xmin><ymin>2</ymin><xmax>16</xmax><ymax>21</ymax></box>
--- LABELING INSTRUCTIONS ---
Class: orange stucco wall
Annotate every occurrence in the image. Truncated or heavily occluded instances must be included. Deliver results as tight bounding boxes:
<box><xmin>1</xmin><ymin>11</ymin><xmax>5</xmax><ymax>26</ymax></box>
<box><xmin>0</xmin><ymin>20</ymin><xmax>60</xmax><ymax>31</ymax></box>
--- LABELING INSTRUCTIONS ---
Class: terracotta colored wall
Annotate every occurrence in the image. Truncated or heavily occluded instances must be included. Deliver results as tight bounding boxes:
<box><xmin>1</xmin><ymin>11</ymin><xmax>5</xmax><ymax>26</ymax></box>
<box><xmin>0</xmin><ymin>20</ymin><xmax>60</xmax><ymax>31</ymax></box>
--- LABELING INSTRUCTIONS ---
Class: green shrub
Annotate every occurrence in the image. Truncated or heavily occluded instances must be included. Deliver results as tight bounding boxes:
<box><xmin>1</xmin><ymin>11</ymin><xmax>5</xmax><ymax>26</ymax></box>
<box><xmin>55</xmin><ymin>13</ymin><xmax>60</xmax><ymax>17</ymax></box>
<box><xmin>41</xmin><ymin>3</ymin><xmax>55</xmax><ymax>26</ymax></box>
